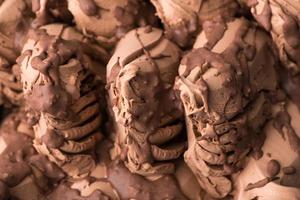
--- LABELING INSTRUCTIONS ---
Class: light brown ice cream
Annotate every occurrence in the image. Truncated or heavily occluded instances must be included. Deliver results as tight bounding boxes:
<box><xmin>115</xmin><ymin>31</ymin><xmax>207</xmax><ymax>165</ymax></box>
<box><xmin>175</xmin><ymin>17</ymin><xmax>278</xmax><ymax>198</ymax></box>
<box><xmin>47</xmin><ymin>140</ymin><xmax>188</xmax><ymax>200</ymax></box>
<box><xmin>233</xmin><ymin>100</ymin><xmax>300</xmax><ymax>200</ymax></box>
<box><xmin>67</xmin><ymin>0</ymin><xmax>158</xmax><ymax>48</ymax></box>
<box><xmin>107</xmin><ymin>26</ymin><xmax>184</xmax><ymax>179</ymax></box>
<box><xmin>242</xmin><ymin>0</ymin><xmax>300</xmax><ymax>111</ymax></box>
<box><xmin>150</xmin><ymin>0</ymin><xmax>239</xmax><ymax>47</ymax></box>
<box><xmin>243</xmin><ymin>0</ymin><xmax>300</xmax><ymax>73</ymax></box>
<box><xmin>17</xmin><ymin>26</ymin><xmax>108</xmax><ymax>179</ymax></box>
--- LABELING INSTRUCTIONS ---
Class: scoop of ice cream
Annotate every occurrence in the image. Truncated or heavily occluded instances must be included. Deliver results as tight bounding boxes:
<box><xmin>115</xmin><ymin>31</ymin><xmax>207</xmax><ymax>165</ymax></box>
<box><xmin>107</xmin><ymin>26</ymin><xmax>184</xmax><ymax>179</ymax></box>
<box><xmin>243</xmin><ymin>0</ymin><xmax>300</xmax><ymax>74</ymax></box>
<box><xmin>18</xmin><ymin>28</ymin><xmax>106</xmax><ymax>178</ymax></box>
<box><xmin>67</xmin><ymin>0</ymin><xmax>158</xmax><ymax>48</ymax></box>
<box><xmin>241</xmin><ymin>0</ymin><xmax>300</xmax><ymax>116</ymax></box>
<box><xmin>175</xmin><ymin>18</ymin><xmax>278</xmax><ymax>198</ymax></box>
<box><xmin>233</xmin><ymin>100</ymin><xmax>300</xmax><ymax>200</ymax></box>
<box><xmin>150</xmin><ymin>0</ymin><xmax>239</xmax><ymax>47</ymax></box>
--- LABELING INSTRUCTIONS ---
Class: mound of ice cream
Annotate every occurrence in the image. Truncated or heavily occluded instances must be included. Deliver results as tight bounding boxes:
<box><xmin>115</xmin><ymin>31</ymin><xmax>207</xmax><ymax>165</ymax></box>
<box><xmin>67</xmin><ymin>0</ymin><xmax>158</xmax><ymax>48</ymax></box>
<box><xmin>107</xmin><ymin>26</ymin><xmax>184</xmax><ymax>179</ymax></box>
<box><xmin>150</xmin><ymin>0</ymin><xmax>239</xmax><ymax>47</ymax></box>
<box><xmin>17</xmin><ymin>27</ymin><xmax>107</xmax><ymax>178</ymax></box>
<box><xmin>243</xmin><ymin>0</ymin><xmax>299</xmax><ymax>73</ymax></box>
<box><xmin>175</xmin><ymin>17</ymin><xmax>278</xmax><ymax>198</ymax></box>
<box><xmin>242</xmin><ymin>0</ymin><xmax>300</xmax><ymax>111</ymax></box>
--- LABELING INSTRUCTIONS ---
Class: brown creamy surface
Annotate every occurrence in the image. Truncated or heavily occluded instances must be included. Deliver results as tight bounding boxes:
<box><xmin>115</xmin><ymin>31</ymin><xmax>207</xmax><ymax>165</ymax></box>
<box><xmin>17</xmin><ymin>26</ymin><xmax>107</xmax><ymax>179</ymax></box>
<box><xmin>150</xmin><ymin>0</ymin><xmax>239</xmax><ymax>47</ymax></box>
<box><xmin>0</xmin><ymin>110</ymin><xmax>65</xmax><ymax>199</ymax></box>
<box><xmin>0</xmin><ymin>113</ymin><xmax>187</xmax><ymax>200</ymax></box>
<box><xmin>244</xmin><ymin>0</ymin><xmax>300</xmax><ymax>72</ymax></box>
<box><xmin>176</xmin><ymin>17</ymin><xmax>278</xmax><ymax>198</ymax></box>
<box><xmin>0</xmin><ymin>0</ymin><xmax>300</xmax><ymax>199</ymax></box>
<box><xmin>233</xmin><ymin>100</ymin><xmax>300</xmax><ymax>200</ymax></box>
<box><xmin>67</xmin><ymin>0</ymin><xmax>158</xmax><ymax>48</ymax></box>
<box><xmin>107</xmin><ymin>27</ymin><xmax>185</xmax><ymax>179</ymax></box>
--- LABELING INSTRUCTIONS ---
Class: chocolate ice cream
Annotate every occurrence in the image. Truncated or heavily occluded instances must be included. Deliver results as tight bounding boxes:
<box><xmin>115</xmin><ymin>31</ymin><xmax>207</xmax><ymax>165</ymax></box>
<box><xmin>243</xmin><ymin>0</ymin><xmax>300</xmax><ymax>73</ymax></box>
<box><xmin>242</xmin><ymin>0</ymin><xmax>300</xmax><ymax>111</ymax></box>
<box><xmin>0</xmin><ymin>0</ymin><xmax>299</xmax><ymax>199</ymax></box>
<box><xmin>67</xmin><ymin>0</ymin><xmax>158</xmax><ymax>48</ymax></box>
<box><xmin>150</xmin><ymin>0</ymin><xmax>239</xmax><ymax>47</ymax></box>
<box><xmin>17</xmin><ymin>27</ymin><xmax>107</xmax><ymax>178</ymax></box>
<box><xmin>175</xmin><ymin>17</ymin><xmax>278</xmax><ymax>198</ymax></box>
<box><xmin>107</xmin><ymin>26</ymin><xmax>185</xmax><ymax>179</ymax></box>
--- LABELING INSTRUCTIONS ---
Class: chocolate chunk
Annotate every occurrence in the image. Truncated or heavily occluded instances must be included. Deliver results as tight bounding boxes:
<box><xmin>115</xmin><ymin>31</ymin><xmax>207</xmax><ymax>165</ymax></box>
<box><xmin>282</xmin><ymin>166</ymin><xmax>296</xmax><ymax>175</ymax></box>
<box><xmin>245</xmin><ymin>177</ymin><xmax>279</xmax><ymax>191</ymax></box>
<box><xmin>267</xmin><ymin>159</ymin><xmax>281</xmax><ymax>177</ymax></box>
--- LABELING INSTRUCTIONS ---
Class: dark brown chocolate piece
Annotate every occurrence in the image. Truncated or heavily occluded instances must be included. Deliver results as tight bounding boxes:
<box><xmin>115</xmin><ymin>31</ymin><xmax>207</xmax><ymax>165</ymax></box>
<box><xmin>267</xmin><ymin>159</ymin><xmax>281</xmax><ymax>177</ymax></box>
<box><xmin>114</xmin><ymin>0</ymin><xmax>159</xmax><ymax>38</ymax></box>
<box><xmin>245</xmin><ymin>177</ymin><xmax>279</xmax><ymax>191</ymax></box>
<box><xmin>283</xmin><ymin>166</ymin><xmax>296</xmax><ymax>175</ymax></box>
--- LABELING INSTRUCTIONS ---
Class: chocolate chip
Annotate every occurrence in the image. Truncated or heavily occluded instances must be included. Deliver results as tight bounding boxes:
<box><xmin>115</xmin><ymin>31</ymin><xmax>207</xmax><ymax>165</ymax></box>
<box><xmin>267</xmin><ymin>159</ymin><xmax>281</xmax><ymax>177</ymax></box>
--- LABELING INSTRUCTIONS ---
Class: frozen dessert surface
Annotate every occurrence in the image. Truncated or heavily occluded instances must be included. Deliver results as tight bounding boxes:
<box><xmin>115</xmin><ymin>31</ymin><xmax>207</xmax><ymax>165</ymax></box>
<box><xmin>17</xmin><ymin>28</ymin><xmax>106</xmax><ymax>179</ymax></box>
<box><xmin>175</xmin><ymin>17</ymin><xmax>278</xmax><ymax>198</ymax></box>
<box><xmin>0</xmin><ymin>0</ymin><xmax>300</xmax><ymax>199</ymax></box>
<box><xmin>68</xmin><ymin>0</ymin><xmax>158</xmax><ymax>48</ymax></box>
<box><xmin>107</xmin><ymin>26</ymin><xmax>185</xmax><ymax>179</ymax></box>
<box><xmin>234</xmin><ymin>100</ymin><xmax>300</xmax><ymax>200</ymax></box>
<box><xmin>150</xmin><ymin>0</ymin><xmax>239</xmax><ymax>47</ymax></box>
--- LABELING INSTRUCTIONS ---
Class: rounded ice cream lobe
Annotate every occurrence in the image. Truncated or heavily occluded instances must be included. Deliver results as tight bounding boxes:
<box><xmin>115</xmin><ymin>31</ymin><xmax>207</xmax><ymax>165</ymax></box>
<box><xmin>17</xmin><ymin>27</ymin><xmax>107</xmax><ymax>179</ymax></box>
<box><xmin>107</xmin><ymin>26</ymin><xmax>185</xmax><ymax>179</ymax></box>
<box><xmin>150</xmin><ymin>0</ymin><xmax>239</xmax><ymax>47</ymax></box>
<box><xmin>67</xmin><ymin>0</ymin><xmax>158</xmax><ymax>48</ymax></box>
<box><xmin>175</xmin><ymin>17</ymin><xmax>278</xmax><ymax>198</ymax></box>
